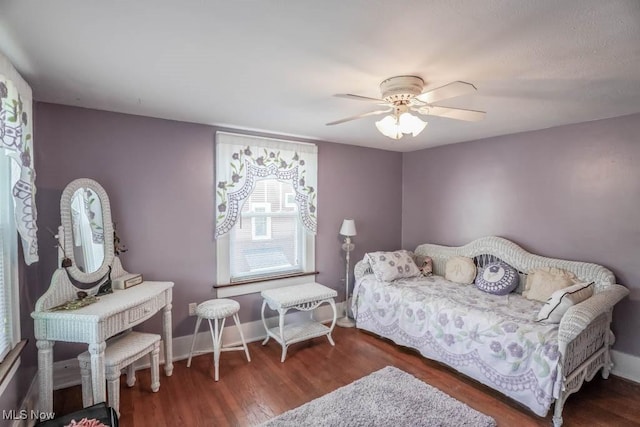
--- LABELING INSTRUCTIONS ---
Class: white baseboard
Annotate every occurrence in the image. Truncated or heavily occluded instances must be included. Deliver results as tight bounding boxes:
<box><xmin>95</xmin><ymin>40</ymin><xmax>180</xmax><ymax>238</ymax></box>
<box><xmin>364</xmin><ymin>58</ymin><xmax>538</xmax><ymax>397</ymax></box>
<box><xmin>52</xmin><ymin>359</ymin><xmax>82</xmax><ymax>390</ymax></box>
<box><xmin>49</xmin><ymin>301</ymin><xmax>345</xmax><ymax>389</ymax></box>
<box><xmin>611</xmin><ymin>350</ymin><xmax>640</xmax><ymax>383</ymax></box>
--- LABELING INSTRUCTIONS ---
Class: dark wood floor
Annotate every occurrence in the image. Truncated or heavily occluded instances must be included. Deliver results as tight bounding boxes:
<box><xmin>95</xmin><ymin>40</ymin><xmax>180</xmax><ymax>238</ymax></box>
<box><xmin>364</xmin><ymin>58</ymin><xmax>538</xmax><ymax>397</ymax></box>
<box><xmin>54</xmin><ymin>327</ymin><xmax>640</xmax><ymax>426</ymax></box>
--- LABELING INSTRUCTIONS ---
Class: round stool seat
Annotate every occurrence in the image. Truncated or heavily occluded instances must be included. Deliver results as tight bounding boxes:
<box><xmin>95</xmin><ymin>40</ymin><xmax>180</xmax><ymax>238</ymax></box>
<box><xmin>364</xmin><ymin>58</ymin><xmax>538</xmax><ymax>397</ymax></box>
<box><xmin>196</xmin><ymin>299</ymin><xmax>240</xmax><ymax>319</ymax></box>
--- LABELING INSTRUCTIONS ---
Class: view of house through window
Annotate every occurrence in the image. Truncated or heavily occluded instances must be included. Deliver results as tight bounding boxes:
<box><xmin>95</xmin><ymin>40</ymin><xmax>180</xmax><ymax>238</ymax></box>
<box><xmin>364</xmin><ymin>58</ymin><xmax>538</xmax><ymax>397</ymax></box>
<box><xmin>229</xmin><ymin>179</ymin><xmax>302</xmax><ymax>281</ymax></box>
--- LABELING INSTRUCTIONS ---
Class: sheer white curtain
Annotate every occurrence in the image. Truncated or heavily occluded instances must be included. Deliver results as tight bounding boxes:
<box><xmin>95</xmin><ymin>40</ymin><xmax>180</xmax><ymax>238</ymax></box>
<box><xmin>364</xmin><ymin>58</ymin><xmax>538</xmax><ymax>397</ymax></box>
<box><xmin>0</xmin><ymin>50</ymin><xmax>38</xmax><ymax>265</ymax></box>
<box><xmin>215</xmin><ymin>132</ymin><xmax>318</xmax><ymax>238</ymax></box>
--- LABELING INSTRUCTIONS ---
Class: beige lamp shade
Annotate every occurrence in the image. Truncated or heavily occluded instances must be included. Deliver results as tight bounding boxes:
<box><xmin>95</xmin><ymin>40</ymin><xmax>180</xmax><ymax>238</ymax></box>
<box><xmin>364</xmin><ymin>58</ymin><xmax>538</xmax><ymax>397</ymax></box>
<box><xmin>340</xmin><ymin>219</ymin><xmax>357</xmax><ymax>236</ymax></box>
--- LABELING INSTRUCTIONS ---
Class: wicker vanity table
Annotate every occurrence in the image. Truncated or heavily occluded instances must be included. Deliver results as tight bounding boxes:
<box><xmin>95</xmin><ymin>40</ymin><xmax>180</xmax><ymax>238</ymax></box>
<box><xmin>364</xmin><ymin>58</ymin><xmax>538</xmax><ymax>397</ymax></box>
<box><xmin>32</xmin><ymin>266</ymin><xmax>173</xmax><ymax>413</ymax></box>
<box><xmin>32</xmin><ymin>179</ymin><xmax>174</xmax><ymax>413</ymax></box>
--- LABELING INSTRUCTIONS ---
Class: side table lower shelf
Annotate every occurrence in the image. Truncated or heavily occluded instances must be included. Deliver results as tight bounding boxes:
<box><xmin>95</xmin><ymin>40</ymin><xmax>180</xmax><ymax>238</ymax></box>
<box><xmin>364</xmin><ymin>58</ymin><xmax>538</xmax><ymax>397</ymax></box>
<box><xmin>266</xmin><ymin>320</ymin><xmax>333</xmax><ymax>346</ymax></box>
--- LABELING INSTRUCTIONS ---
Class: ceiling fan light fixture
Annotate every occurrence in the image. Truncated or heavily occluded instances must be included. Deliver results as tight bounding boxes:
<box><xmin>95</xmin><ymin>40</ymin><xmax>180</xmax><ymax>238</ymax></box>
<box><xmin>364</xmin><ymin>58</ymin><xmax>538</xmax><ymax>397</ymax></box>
<box><xmin>399</xmin><ymin>112</ymin><xmax>427</xmax><ymax>137</ymax></box>
<box><xmin>375</xmin><ymin>115</ymin><xmax>401</xmax><ymax>139</ymax></box>
<box><xmin>375</xmin><ymin>112</ymin><xmax>427</xmax><ymax>140</ymax></box>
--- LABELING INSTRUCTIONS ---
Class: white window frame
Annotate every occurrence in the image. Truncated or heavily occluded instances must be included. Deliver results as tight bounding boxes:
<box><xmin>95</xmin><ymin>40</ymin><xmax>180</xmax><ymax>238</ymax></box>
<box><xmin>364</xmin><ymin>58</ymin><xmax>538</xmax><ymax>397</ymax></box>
<box><xmin>215</xmin><ymin>137</ymin><xmax>316</xmax><ymax>298</ymax></box>
<box><xmin>0</xmin><ymin>150</ymin><xmax>21</xmax><ymax>384</ymax></box>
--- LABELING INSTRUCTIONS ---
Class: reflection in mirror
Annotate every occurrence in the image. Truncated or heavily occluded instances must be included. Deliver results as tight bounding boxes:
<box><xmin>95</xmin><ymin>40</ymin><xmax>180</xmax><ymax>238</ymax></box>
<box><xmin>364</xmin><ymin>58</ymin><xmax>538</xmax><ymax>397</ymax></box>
<box><xmin>70</xmin><ymin>187</ymin><xmax>105</xmax><ymax>274</ymax></box>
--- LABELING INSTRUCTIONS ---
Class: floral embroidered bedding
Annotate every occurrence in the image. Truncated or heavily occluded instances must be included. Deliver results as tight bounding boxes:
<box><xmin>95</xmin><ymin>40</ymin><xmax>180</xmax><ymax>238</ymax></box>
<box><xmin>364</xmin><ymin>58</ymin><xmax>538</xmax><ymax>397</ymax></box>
<box><xmin>352</xmin><ymin>274</ymin><xmax>560</xmax><ymax>416</ymax></box>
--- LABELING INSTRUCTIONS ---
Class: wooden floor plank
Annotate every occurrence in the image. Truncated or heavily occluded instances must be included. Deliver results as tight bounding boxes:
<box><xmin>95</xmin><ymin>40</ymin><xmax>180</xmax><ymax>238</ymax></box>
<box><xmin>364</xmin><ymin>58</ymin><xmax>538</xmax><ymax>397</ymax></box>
<box><xmin>54</xmin><ymin>327</ymin><xmax>640</xmax><ymax>426</ymax></box>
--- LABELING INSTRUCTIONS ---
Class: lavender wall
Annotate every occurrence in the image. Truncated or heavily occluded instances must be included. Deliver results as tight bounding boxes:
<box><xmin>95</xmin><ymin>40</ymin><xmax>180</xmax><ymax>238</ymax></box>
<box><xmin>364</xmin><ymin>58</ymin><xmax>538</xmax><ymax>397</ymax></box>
<box><xmin>31</xmin><ymin>103</ymin><xmax>402</xmax><ymax>362</ymax></box>
<box><xmin>402</xmin><ymin>113</ymin><xmax>640</xmax><ymax>356</ymax></box>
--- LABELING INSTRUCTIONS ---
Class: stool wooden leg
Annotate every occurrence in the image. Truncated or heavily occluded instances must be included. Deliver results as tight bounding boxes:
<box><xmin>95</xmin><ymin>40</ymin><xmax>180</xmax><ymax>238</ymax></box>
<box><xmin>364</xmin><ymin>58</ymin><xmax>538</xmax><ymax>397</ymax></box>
<box><xmin>79</xmin><ymin>363</ymin><xmax>93</xmax><ymax>408</ymax></box>
<box><xmin>106</xmin><ymin>369</ymin><xmax>121</xmax><ymax>417</ymax></box>
<box><xmin>151</xmin><ymin>344</ymin><xmax>160</xmax><ymax>392</ymax></box>
<box><xmin>208</xmin><ymin>317</ymin><xmax>225</xmax><ymax>381</ymax></box>
<box><xmin>233</xmin><ymin>313</ymin><xmax>251</xmax><ymax>362</ymax></box>
<box><xmin>187</xmin><ymin>315</ymin><xmax>202</xmax><ymax>368</ymax></box>
<box><xmin>126</xmin><ymin>364</ymin><xmax>136</xmax><ymax>387</ymax></box>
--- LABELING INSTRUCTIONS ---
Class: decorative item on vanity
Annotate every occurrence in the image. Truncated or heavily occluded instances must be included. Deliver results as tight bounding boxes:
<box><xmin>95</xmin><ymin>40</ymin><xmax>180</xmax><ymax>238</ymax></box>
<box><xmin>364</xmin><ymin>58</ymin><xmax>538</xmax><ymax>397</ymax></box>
<box><xmin>337</xmin><ymin>218</ymin><xmax>357</xmax><ymax>327</ymax></box>
<box><xmin>112</xmin><ymin>273</ymin><xmax>143</xmax><ymax>290</ymax></box>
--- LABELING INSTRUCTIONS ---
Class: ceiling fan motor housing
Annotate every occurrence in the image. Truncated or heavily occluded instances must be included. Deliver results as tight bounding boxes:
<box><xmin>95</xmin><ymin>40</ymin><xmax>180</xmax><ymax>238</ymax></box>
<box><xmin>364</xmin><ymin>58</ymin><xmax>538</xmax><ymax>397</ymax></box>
<box><xmin>380</xmin><ymin>75</ymin><xmax>425</xmax><ymax>104</ymax></box>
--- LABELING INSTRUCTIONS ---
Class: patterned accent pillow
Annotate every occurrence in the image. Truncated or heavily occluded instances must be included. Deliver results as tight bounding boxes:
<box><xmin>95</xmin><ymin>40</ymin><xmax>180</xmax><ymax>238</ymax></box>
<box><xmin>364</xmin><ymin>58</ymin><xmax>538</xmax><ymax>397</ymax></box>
<box><xmin>475</xmin><ymin>261</ymin><xmax>519</xmax><ymax>295</ymax></box>
<box><xmin>365</xmin><ymin>250</ymin><xmax>422</xmax><ymax>282</ymax></box>
<box><xmin>536</xmin><ymin>282</ymin><xmax>594</xmax><ymax>323</ymax></box>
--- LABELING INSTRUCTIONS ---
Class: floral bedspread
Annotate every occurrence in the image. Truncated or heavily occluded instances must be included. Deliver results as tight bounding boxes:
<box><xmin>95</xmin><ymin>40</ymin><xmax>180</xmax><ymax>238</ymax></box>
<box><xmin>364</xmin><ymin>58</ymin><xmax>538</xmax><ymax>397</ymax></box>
<box><xmin>352</xmin><ymin>274</ymin><xmax>561</xmax><ymax>417</ymax></box>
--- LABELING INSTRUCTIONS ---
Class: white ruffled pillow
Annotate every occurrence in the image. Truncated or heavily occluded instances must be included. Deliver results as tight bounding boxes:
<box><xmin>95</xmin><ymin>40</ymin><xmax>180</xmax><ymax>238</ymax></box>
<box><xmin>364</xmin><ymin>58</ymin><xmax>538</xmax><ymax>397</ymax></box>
<box><xmin>366</xmin><ymin>250</ymin><xmax>421</xmax><ymax>282</ymax></box>
<box><xmin>536</xmin><ymin>282</ymin><xmax>594</xmax><ymax>323</ymax></box>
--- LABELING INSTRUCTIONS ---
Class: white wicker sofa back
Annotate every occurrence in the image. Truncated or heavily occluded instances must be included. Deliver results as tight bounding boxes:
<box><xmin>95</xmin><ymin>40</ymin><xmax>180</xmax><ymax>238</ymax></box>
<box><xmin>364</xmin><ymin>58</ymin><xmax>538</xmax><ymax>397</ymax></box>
<box><xmin>414</xmin><ymin>236</ymin><xmax>615</xmax><ymax>292</ymax></box>
<box><xmin>353</xmin><ymin>236</ymin><xmax>628</xmax><ymax>427</ymax></box>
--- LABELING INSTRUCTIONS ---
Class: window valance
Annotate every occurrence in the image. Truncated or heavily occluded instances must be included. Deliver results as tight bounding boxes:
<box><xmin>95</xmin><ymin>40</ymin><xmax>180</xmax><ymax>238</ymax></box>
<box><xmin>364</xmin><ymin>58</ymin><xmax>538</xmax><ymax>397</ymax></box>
<box><xmin>0</xmin><ymin>52</ymin><xmax>38</xmax><ymax>265</ymax></box>
<box><xmin>215</xmin><ymin>132</ymin><xmax>317</xmax><ymax>239</ymax></box>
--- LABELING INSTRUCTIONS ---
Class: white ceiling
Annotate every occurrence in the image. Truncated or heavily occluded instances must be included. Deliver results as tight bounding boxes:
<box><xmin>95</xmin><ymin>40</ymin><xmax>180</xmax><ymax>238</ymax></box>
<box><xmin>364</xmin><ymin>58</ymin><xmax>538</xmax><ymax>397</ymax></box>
<box><xmin>1</xmin><ymin>1</ymin><xmax>639</xmax><ymax>152</ymax></box>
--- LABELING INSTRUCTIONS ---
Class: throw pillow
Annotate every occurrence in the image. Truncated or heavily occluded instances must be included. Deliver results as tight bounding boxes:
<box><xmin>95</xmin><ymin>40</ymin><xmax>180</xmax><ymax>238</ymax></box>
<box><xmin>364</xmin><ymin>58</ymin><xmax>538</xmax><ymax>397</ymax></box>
<box><xmin>523</xmin><ymin>267</ymin><xmax>577</xmax><ymax>302</ymax></box>
<box><xmin>536</xmin><ymin>282</ymin><xmax>594</xmax><ymax>323</ymax></box>
<box><xmin>366</xmin><ymin>250</ymin><xmax>422</xmax><ymax>282</ymax></box>
<box><xmin>475</xmin><ymin>261</ymin><xmax>519</xmax><ymax>295</ymax></box>
<box><xmin>444</xmin><ymin>256</ymin><xmax>476</xmax><ymax>284</ymax></box>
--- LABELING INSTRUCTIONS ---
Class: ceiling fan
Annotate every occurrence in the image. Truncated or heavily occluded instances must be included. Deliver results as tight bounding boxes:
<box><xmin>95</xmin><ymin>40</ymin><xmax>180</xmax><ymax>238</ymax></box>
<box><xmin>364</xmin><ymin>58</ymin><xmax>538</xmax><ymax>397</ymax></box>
<box><xmin>326</xmin><ymin>75</ymin><xmax>486</xmax><ymax>139</ymax></box>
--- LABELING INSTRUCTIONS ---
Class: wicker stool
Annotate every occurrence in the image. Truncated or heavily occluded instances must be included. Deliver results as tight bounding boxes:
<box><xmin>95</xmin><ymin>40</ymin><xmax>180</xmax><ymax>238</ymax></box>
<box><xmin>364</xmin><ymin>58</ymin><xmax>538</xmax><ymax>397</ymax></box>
<box><xmin>186</xmin><ymin>299</ymin><xmax>251</xmax><ymax>381</ymax></box>
<box><xmin>78</xmin><ymin>331</ymin><xmax>160</xmax><ymax>415</ymax></box>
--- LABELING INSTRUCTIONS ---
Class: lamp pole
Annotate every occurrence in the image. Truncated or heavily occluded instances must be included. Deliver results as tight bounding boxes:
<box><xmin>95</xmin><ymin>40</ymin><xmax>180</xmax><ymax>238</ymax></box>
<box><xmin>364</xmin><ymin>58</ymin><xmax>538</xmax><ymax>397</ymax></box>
<box><xmin>337</xmin><ymin>223</ymin><xmax>356</xmax><ymax>328</ymax></box>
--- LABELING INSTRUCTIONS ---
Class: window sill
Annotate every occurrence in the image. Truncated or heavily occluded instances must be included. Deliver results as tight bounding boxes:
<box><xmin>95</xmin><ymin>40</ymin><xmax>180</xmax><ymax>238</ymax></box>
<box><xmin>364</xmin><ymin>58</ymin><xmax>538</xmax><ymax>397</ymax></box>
<box><xmin>0</xmin><ymin>339</ymin><xmax>27</xmax><ymax>396</ymax></box>
<box><xmin>214</xmin><ymin>272</ymin><xmax>318</xmax><ymax>297</ymax></box>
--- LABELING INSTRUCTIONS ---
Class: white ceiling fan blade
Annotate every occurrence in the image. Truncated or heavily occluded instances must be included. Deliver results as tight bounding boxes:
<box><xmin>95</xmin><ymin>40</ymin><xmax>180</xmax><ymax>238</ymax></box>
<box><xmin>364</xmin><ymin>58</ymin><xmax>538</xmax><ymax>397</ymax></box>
<box><xmin>417</xmin><ymin>105</ymin><xmax>486</xmax><ymax>122</ymax></box>
<box><xmin>415</xmin><ymin>81</ymin><xmax>477</xmax><ymax>104</ymax></box>
<box><xmin>334</xmin><ymin>93</ymin><xmax>386</xmax><ymax>103</ymax></box>
<box><xmin>326</xmin><ymin>108</ymin><xmax>392</xmax><ymax>126</ymax></box>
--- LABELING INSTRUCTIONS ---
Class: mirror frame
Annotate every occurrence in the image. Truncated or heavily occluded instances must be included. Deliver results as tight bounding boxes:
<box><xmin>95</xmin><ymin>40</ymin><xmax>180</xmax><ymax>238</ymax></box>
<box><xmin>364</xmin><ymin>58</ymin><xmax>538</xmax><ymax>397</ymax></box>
<box><xmin>60</xmin><ymin>178</ymin><xmax>115</xmax><ymax>283</ymax></box>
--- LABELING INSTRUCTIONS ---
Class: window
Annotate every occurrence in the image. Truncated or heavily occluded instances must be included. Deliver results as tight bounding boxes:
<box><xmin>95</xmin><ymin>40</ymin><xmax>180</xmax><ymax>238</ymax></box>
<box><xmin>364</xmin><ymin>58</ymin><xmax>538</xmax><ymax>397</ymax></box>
<box><xmin>0</xmin><ymin>151</ymin><xmax>19</xmax><ymax>363</ymax></box>
<box><xmin>215</xmin><ymin>132</ymin><xmax>317</xmax><ymax>297</ymax></box>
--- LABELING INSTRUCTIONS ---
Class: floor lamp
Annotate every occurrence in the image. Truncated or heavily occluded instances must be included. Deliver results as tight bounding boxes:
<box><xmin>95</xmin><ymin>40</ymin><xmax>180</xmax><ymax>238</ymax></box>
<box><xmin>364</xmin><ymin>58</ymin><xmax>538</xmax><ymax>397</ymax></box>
<box><xmin>337</xmin><ymin>218</ymin><xmax>356</xmax><ymax>328</ymax></box>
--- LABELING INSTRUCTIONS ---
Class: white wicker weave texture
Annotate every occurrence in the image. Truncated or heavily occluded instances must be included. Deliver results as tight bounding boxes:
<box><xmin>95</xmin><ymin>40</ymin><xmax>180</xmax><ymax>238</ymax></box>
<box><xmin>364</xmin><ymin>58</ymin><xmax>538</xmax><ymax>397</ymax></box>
<box><xmin>196</xmin><ymin>299</ymin><xmax>240</xmax><ymax>318</ymax></box>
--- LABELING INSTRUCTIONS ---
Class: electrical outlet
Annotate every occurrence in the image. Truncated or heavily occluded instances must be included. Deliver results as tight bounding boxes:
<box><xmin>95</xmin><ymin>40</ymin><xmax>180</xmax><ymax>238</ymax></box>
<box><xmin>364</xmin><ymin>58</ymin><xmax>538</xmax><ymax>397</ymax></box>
<box><xmin>188</xmin><ymin>303</ymin><xmax>197</xmax><ymax>316</ymax></box>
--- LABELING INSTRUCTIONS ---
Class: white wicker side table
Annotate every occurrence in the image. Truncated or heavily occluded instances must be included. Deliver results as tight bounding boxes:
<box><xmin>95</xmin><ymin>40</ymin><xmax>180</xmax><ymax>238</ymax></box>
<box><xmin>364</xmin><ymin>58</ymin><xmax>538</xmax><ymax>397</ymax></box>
<box><xmin>261</xmin><ymin>282</ymin><xmax>337</xmax><ymax>362</ymax></box>
<box><xmin>78</xmin><ymin>331</ymin><xmax>160</xmax><ymax>416</ymax></box>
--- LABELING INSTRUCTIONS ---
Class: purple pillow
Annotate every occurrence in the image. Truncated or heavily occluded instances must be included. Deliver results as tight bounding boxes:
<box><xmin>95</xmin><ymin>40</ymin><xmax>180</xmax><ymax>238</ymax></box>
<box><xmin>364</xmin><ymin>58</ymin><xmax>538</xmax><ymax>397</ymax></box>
<box><xmin>475</xmin><ymin>262</ymin><xmax>518</xmax><ymax>295</ymax></box>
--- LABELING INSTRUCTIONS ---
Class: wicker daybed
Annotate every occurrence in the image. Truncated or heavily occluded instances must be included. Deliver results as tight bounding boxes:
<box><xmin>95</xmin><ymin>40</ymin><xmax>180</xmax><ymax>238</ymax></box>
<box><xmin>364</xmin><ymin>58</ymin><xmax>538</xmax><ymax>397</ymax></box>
<box><xmin>352</xmin><ymin>236</ymin><xmax>628</xmax><ymax>426</ymax></box>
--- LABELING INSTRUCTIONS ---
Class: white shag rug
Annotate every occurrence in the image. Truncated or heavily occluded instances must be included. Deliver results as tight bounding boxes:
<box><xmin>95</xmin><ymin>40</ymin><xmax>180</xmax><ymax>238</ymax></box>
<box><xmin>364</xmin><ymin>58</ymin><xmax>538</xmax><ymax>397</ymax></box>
<box><xmin>261</xmin><ymin>366</ymin><xmax>497</xmax><ymax>427</ymax></box>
